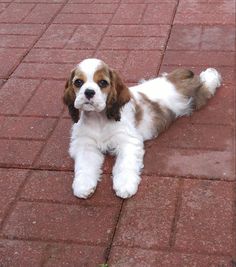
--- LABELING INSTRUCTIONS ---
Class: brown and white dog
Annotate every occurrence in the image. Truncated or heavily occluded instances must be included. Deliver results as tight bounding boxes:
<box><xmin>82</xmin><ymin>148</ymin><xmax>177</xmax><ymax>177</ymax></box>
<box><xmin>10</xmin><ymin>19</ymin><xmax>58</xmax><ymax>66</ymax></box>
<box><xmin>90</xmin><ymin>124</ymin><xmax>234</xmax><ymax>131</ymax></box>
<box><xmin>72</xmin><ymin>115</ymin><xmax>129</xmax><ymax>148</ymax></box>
<box><xmin>63</xmin><ymin>58</ymin><xmax>221</xmax><ymax>199</ymax></box>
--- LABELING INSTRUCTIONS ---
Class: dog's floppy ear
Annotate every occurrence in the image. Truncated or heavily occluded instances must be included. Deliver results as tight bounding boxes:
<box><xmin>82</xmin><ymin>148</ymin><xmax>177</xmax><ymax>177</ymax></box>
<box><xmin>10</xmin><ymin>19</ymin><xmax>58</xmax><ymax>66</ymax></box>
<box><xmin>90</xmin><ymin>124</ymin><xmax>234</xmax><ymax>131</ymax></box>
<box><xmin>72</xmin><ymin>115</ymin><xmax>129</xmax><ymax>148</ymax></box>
<box><xmin>106</xmin><ymin>69</ymin><xmax>131</xmax><ymax>121</ymax></box>
<box><xmin>63</xmin><ymin>69</ymin><xmax>79</xmax><ymax>123</ymax></box>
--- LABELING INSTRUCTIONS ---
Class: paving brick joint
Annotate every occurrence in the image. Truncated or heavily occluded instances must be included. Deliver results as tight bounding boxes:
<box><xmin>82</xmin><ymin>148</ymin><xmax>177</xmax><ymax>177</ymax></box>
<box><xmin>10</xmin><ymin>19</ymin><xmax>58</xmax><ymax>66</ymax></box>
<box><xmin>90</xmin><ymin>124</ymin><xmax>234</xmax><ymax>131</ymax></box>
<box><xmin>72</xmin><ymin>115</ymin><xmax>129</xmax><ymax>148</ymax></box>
<box><xmin>0</xmin><ymin>0</ymin><xmax>235</xmax><ymax>266</ymax></box>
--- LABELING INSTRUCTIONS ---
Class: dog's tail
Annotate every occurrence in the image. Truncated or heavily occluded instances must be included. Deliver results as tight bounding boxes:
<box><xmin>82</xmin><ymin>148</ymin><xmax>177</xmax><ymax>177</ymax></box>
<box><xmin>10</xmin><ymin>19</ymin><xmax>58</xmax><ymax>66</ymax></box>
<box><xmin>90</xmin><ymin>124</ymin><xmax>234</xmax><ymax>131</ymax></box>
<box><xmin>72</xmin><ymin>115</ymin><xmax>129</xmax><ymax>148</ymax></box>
<box><xmin>195</xmin><ymin>68</ymin><xmax>222</xmax><ymax>110</ymax></box>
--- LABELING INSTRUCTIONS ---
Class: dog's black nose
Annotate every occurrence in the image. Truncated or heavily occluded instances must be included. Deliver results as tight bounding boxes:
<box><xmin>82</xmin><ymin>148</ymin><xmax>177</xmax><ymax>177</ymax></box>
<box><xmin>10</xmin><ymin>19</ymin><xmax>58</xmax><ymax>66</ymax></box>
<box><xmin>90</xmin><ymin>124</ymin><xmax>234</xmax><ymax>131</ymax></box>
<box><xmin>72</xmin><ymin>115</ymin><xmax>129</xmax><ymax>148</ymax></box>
<box><xmin>84</xmin><ymin>89</ymin><xmax>95</xmax><ymax>99</ymax></box>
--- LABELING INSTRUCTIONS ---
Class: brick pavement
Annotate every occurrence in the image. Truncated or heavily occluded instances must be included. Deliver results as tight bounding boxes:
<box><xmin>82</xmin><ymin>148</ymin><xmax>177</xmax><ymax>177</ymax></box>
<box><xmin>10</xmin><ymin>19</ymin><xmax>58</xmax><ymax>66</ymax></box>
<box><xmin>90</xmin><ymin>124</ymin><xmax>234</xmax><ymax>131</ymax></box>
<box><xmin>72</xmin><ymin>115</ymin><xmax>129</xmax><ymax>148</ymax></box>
<box><xmin>0</xmin><ymin>0</ymin><xmax>235</xmax><ymax>266</ymax></box>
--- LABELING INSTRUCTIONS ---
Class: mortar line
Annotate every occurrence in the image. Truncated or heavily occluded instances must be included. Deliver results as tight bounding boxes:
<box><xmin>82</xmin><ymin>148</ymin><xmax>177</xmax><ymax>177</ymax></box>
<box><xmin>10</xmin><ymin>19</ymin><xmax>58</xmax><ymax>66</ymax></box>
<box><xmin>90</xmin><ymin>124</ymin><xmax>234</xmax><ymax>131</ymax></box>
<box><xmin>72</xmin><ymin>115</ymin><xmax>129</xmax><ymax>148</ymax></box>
<box><xmin>0</xmin><ymin>0</ymin><xmax>71</xmax><ymax>235</ymax></box>
<box><xmin>156</xmin><ymin>0</ymin><xmax>180</xmax><ymax>75</ymax></box>
<box><xmin>4</xmin><ymin>0</ymin><xmax>69</xmax><ymax>82</ymax></box>
<box><xmin>169</xmin><ymin>179</ymin><xmax>183</xmax><ymax>248</ymax></box>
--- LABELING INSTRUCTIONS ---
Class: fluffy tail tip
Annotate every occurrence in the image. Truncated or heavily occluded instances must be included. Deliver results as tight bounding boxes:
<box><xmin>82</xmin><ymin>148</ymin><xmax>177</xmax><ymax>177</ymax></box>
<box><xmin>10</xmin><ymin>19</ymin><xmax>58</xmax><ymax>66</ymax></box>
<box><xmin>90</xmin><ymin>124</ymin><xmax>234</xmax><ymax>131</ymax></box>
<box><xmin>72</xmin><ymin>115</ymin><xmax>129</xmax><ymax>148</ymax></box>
<box><xmin>200</xmin><ymin>68</ymin><xmax>222</xmax><ymax>95</ymax></box>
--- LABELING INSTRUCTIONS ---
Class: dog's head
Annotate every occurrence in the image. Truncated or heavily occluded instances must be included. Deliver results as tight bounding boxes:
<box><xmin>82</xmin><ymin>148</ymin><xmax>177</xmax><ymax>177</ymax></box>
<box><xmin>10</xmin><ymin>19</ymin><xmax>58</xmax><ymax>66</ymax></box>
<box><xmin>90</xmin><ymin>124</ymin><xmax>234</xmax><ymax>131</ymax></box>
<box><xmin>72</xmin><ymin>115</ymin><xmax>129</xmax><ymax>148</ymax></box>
<box><xmin>63</xmin><ymin>58</ymin><xmax>130</xmax><ymax>123</ymax></box>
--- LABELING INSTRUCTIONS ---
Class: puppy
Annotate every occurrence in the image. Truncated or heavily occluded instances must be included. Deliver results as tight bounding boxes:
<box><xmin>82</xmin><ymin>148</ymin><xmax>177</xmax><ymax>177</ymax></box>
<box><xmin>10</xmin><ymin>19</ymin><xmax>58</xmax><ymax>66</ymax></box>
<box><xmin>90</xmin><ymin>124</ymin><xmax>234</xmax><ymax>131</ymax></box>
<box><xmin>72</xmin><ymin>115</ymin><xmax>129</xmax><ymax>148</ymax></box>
<box><xmin>63</xmin><ymin>58</ymin><xmax>221</xmax><ymax>199</ymax></box>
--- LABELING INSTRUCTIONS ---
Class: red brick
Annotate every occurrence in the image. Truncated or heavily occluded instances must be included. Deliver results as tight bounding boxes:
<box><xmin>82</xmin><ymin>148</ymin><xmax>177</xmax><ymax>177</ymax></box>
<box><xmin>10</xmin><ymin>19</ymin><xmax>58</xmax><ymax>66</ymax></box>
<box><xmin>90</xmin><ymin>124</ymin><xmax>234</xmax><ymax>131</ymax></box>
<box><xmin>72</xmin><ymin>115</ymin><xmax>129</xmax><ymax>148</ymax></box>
<box><xmin>15</xmin><ymin>0</ymin><xmax>65</xmax><ymax>2</ymax></box>
<box><xmin>35</xmin><ymin>24</ymin><xmax>77</xmax><ymax>49</ymax></box>
<box><xmin>108</xmin><ymin>246</ymin><xmax>233</xmax><ymax>267</ymax></box>
<box><xmin>103</xmin><ymin>154</ymin><xmax>115</xmax><ymax>174</ymax></box>
<box><xmin>13</xmin><ymin>63</ymin><xmax>73</xmax><ymax>79</ymax></box>
<box><xmin>43</xmin><ymin>243</ymin><xmax>106</xmax><ymax>267</ymax></box>
<box><xmin>0</xmin><ymin>35</ymin><xmax>38</xmax><ymax>48</ymax></box>
<box><xmin>142</xmin><ymin>3</ymin><xmax>176</xmax><ymax>24</ymax></box>
<box><xmin>0</xmin><ymin>79</ymin><xmax>4</xmax><ymax>88</ymax></box>
<box><xmin>0</xmin><ymin>139</ymin><xmax>43</xmax><ymax>167</ymax></box>
<box><xmin>0</xmin><ymin>169</ymin><xmax>28</xmax><ymax>224</ymax></box>
<box><xmin>100</xmin><ymin>36</ymin><xmax>166</xmax><ymax>50</ymax></box>
<box><xmin>106</xmin><ymin>24</ymin><xmax>170</xmax><ymax>37</ymax></box>
<box><xmin>112</xmin><ymin>4</ymin><xmax>145</xmax><ymax>24</ymax></box>
<box><xmin>3</xmin><ymin>201</ymin><xmax>120</xmax><ymax>244</ymax></box>
<box><xmin>181</xmin><ymin>0</ymin><xmax>234</xmax><ymax>2</ymax></box>
<box><xmin>122</xmin><ymin>0</ymin><xmax>177</xmax><ymax>2</ymax></box>
<box><xmin>126</xmin><ymin>176</ymin><xmax>178</xmax><ymax>210</ymax></box>
<box><xmin>175</xmin><ymin>1</ymin><xmax>235</xmax><ymax>24</ymax></box>
<box><xmin>0</xmin><ymin>3</ymin><xmax>35</xmax><ymax>23</ymax></box>
<box><xmin>122</xmin><ymin>51</ymin><xmax>162</xmax><ymax>82</ymax></box>
<box><xmin>175</xmin><ymin>180</ymin><xmax>235</xmax><ymax>254</ymax></box>
<box><xmin>0</xmin><ymin>48</ymin><xmax>26</xmax><ymax>78</ymax></box>
<box><xmin>201</xmin><ymin>26</ymin><xmax>235</xmax><ymax>51</ymax></box>
<box><xmin>0</xmin><ymin>3</ymin><xmax>8</xmax><ymax>13</ymax></box>
<box><xmin>163</xmin><ymin>51</ymin><xmax>235</xmax><ymax>67</ymax></box>
<box><xmin>144</xmin><ymin>147</ymin><xmax>234</xmax><ymax>180</ymax></box>
<box><xmin>0</xmin><ymin>24</ymin><xmax>46</xmax><ymax>35</ymax></box>
<box><xmin>109</xmin><ymin>246</ymin><xmax>158</xmax><ymax>266</ymax></box>
<box><xmin>0</xmin><ymin>240</ymin><xmax>45</xmax><ymax>267</ymax></box>
<box><xmin>178</xmin><ymin>1</ymin><xmax>234</xmax><ymax>14</ymax></box>
<box><xmin>162</xmin><ymin>254</ymin><xmax>234</xmax><ymax>267</ymax></box>
<box><xmin>189</xmin><ymin>84</ymin><xmax>234</xmax><ymax>124</ymax></box>
<box><xmin>24</xmin><ymin>48</ymin><xmax>93</xmax><ymax>63</ymax></box>
<box><xmin>22</xmin><ymin>80</ymin><xmax>66</xmax><ymax>117</ymax></box>
<box><xmin>23</xmin><ymin>3</ymin><xmax>62</xmax><ymax>24</ymax></box>
<box><xmin>62</xmin><ymin>3</ymin><xmax>118</xmax><ymax>13</ymax></box>
<box><xmin>68</xmin><ymin>0</ymin><xmax>93</xmax><ymax>2</ymax></box>
<box><xmin>94</xmin><ymin>0</ymin><xmax>121</xmax><ymax>4</ymax></box>
<box><xmin>35</xmin><ymin>119</ymin><xmax>73</xmax><ymax>170</ymax></box>
<box><xmin>21</xmin><ymin>171</ymin><xmax>122</xmax><ymax>206</ymax></box>
<box><xmin>65</xmin><ymin>25</ymin><xmax>107</xmax><ymax>50</ymax></box>
<box><xmin>168</xmin><ymin>25</ymin><xmax>235</xmax><ymax>51</ymax></box>
<box><xmin>167</xmin><ymin>25</ymin><xmax>202</xmax><ymax>50</ymax></box>
<box><xmin>54</xmin><ymin>13</ymin><xmax>112</xmax><ymax>24</ymax></box>
<box><xmin>175</xmin><ymin>7</ymin><xmax>234</xmax><ymax>24</ymax></box>
<box><xmin>114</xmin><ymin>208</ymin><xmax>175</xmax><ymax>249</ymax></box>
<box><xmin>0</xmin><ymin>78</ymin><xmax>40</xmax><ymax>115</ymax></box>
<box><xmin>95</xmin><ymin>50</ymin><xmax>128</xmax><ymax>71</ymax></box>
<box><xmin>153</xmin><ymin>122</ymin><xmax>233</xmax><ymax>151</ymax></box>
<box><xmin>94</xmin><ymin>0</ymin><xmax>120</xmax><ymax>2</ymax></box>
<box><xmin>0</xmin><ymin>117</ymin><xmax>56</xmax><ymax>139</ymax></box>
<box><xmin>113</xmin><ymin>177</ymin><xmax>177</xmax><ymax>249</ymax></box>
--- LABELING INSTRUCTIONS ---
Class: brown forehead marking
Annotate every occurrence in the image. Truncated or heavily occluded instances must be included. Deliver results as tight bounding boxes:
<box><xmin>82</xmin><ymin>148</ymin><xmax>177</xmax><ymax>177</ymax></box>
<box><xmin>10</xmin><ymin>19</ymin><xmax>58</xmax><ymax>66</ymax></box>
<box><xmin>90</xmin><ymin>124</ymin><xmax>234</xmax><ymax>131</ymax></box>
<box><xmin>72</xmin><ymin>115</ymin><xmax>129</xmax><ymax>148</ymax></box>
<box><xmin>73</xmin><ymin>68</ymin><xmax>87</xmax><ymax>83</ymax></box>
<box><xmin>93</xmin><ymin>65</ymin><xmax>110</xmax><ymax>83</ymax></box>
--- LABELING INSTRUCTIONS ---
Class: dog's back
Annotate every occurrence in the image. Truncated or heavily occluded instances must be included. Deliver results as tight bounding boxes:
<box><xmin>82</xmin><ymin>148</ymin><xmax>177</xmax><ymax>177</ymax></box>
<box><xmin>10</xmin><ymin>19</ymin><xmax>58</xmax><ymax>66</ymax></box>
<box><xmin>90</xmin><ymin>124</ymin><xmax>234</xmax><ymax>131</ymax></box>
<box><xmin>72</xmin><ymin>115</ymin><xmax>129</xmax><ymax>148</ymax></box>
<box><xmin>128</xmin><ymin>68</ymin><xmax>221</xmax><ymax>141</ymax></box>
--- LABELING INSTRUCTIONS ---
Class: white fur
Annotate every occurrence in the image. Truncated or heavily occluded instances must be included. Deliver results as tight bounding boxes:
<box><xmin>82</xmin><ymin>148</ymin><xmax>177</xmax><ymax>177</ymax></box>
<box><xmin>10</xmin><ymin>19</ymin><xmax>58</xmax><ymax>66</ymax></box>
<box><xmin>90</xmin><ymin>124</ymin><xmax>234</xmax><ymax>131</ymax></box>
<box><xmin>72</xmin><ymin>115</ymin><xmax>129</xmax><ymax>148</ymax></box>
<box><xmin>200</xmin><ymin>68</ymin><xmax>222</xmax><ymax>95</ymax></box>
<box><xmin>74</xmin><ymin>59</ymin><xmax>107</xmax><ymax>112</ymax></box>
<box><xmin>69</xmin><ymin>59</ymin><xmax>221</xmax><ymax>199</ymax></box>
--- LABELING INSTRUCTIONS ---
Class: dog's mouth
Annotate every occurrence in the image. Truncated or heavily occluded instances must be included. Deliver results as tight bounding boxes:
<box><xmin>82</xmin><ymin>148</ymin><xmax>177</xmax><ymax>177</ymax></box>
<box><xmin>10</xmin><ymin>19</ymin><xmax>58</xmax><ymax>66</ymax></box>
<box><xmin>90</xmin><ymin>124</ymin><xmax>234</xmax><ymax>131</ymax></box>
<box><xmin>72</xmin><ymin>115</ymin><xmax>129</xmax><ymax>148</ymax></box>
<box><xmin>84</xmin><ymin>101</ymin><xmax>93</xmax><ymax>105</ymax></box>
<box><xmin>81</xmin><ymin>101</ymin><xmax>96</xmax><ymax>111</ymax></box>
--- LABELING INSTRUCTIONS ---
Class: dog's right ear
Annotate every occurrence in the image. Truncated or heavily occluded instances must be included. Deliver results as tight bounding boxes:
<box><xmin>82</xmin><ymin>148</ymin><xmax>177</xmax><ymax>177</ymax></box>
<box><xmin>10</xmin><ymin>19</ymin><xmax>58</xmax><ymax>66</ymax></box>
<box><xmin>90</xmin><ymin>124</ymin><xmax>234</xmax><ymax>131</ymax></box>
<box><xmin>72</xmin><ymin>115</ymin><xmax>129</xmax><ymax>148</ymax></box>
<box><xmin>63</xmin><ymin>69</ymin><xmax>79</xmax><ymax>123</ymax></box>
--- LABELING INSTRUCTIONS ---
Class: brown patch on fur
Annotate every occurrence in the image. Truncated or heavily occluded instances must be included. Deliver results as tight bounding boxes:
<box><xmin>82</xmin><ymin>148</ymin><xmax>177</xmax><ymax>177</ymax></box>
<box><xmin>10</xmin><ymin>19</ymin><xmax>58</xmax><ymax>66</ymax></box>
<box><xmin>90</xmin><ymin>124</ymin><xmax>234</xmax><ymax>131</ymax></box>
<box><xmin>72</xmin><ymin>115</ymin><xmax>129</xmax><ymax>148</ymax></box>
<box><xmin>194</xmin><ymin>85</ymin><xmax>212</xmax><ymax>109</ymax></box>
<box><xmin>106</xmin><ymin>70</ymin><xmax>131</xmax><ymax>121</ymax></box>
<box><xmin>63</xmin><ymin>69</ymin><xmax>79</xmax><ymax>123</ymax></box>
<box><xmin>140</xmin><ymin>92</ymin><xmax>175</xmax><ymax>134</ymax></box>
<box><xmin>93</xmin><ymin>66</ymin><xmax>110</xmax><ymax>86</ymax></box>
<box><xmin>132</xmin><ymin>97</ymin><xmax>143</xmax><ymax>127</ymax></box>
<box><xmin>74</xmin><ymin>69</ymin><xmax>87</xmax><ymax>84</ymax></box>
<box><xmin>167</xmin><ymin>68</ymin><xmax>213</xmax><ymax>110</ymax></box>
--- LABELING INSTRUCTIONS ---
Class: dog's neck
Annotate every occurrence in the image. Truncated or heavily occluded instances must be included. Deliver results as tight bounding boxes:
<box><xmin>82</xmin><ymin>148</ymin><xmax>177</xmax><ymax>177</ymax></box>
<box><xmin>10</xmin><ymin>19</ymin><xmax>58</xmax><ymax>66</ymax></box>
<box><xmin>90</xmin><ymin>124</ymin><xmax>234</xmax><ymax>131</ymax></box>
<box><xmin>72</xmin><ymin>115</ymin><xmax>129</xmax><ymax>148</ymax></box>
<box><xmin>81</xmin><ymin>110</ymin><xmax>109</xmax><ymax>124</ymax></box>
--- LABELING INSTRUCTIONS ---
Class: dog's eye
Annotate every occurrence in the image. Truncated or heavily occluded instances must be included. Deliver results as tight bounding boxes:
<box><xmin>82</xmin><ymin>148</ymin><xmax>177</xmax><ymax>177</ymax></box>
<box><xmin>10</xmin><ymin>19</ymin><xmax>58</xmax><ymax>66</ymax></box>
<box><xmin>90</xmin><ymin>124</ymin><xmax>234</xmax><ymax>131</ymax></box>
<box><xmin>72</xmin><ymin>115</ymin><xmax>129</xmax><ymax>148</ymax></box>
<box><xmin>98</xmin><ymin>80</ymin><xmax>109</xmax><ymax>88</ymax></box>
<box><xmin>74</xmin><ymin>79</ymin><xmax>84</xmax><ymax>88</ymax></box>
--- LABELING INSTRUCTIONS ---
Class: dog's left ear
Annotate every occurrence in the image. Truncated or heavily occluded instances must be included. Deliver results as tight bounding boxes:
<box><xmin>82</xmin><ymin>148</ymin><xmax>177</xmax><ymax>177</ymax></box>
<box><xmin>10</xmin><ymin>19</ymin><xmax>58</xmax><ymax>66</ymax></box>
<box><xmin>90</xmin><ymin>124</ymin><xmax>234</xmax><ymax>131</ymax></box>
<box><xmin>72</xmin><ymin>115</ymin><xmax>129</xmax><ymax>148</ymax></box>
<box><xmin>63</xmin><ymin>69</ymin><xmax>79</xmax><ymax>123</ymax></box>
<box><xmin>106</xmin><ymin>69</ymin><xmax>131</xmax><ymax>121</ymax></box>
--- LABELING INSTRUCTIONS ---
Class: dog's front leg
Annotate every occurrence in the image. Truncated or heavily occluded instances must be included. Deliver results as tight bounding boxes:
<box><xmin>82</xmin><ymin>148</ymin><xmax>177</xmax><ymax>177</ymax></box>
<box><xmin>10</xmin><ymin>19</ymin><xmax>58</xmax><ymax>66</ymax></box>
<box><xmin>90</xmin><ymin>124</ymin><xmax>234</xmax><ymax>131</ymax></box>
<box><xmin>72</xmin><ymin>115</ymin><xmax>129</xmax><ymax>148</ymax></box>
<box><xmin>70</xmin><ymin>143</ymin><xmax>104</xmax><ymax>199</ymax></box>
<box><xmin>112</xmin><ymin>141</ymin><xmax>144</xmax><ymax>198</ymax></box>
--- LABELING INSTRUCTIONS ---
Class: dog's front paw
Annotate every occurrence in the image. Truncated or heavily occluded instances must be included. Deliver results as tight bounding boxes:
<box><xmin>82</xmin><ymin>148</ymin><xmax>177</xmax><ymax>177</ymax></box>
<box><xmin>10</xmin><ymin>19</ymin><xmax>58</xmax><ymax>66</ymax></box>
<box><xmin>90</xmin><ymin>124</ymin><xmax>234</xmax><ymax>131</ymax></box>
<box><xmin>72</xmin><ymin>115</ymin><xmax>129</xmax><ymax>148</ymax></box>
<box><xmin>113</xmin><ymin>173</ymin><xmax>140</xmax><ymax>199</ymax></box>
<box><xmin>72</xmin><ymin>178</ymin><xmax>96</xmax><ymax>199</ymax></box>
